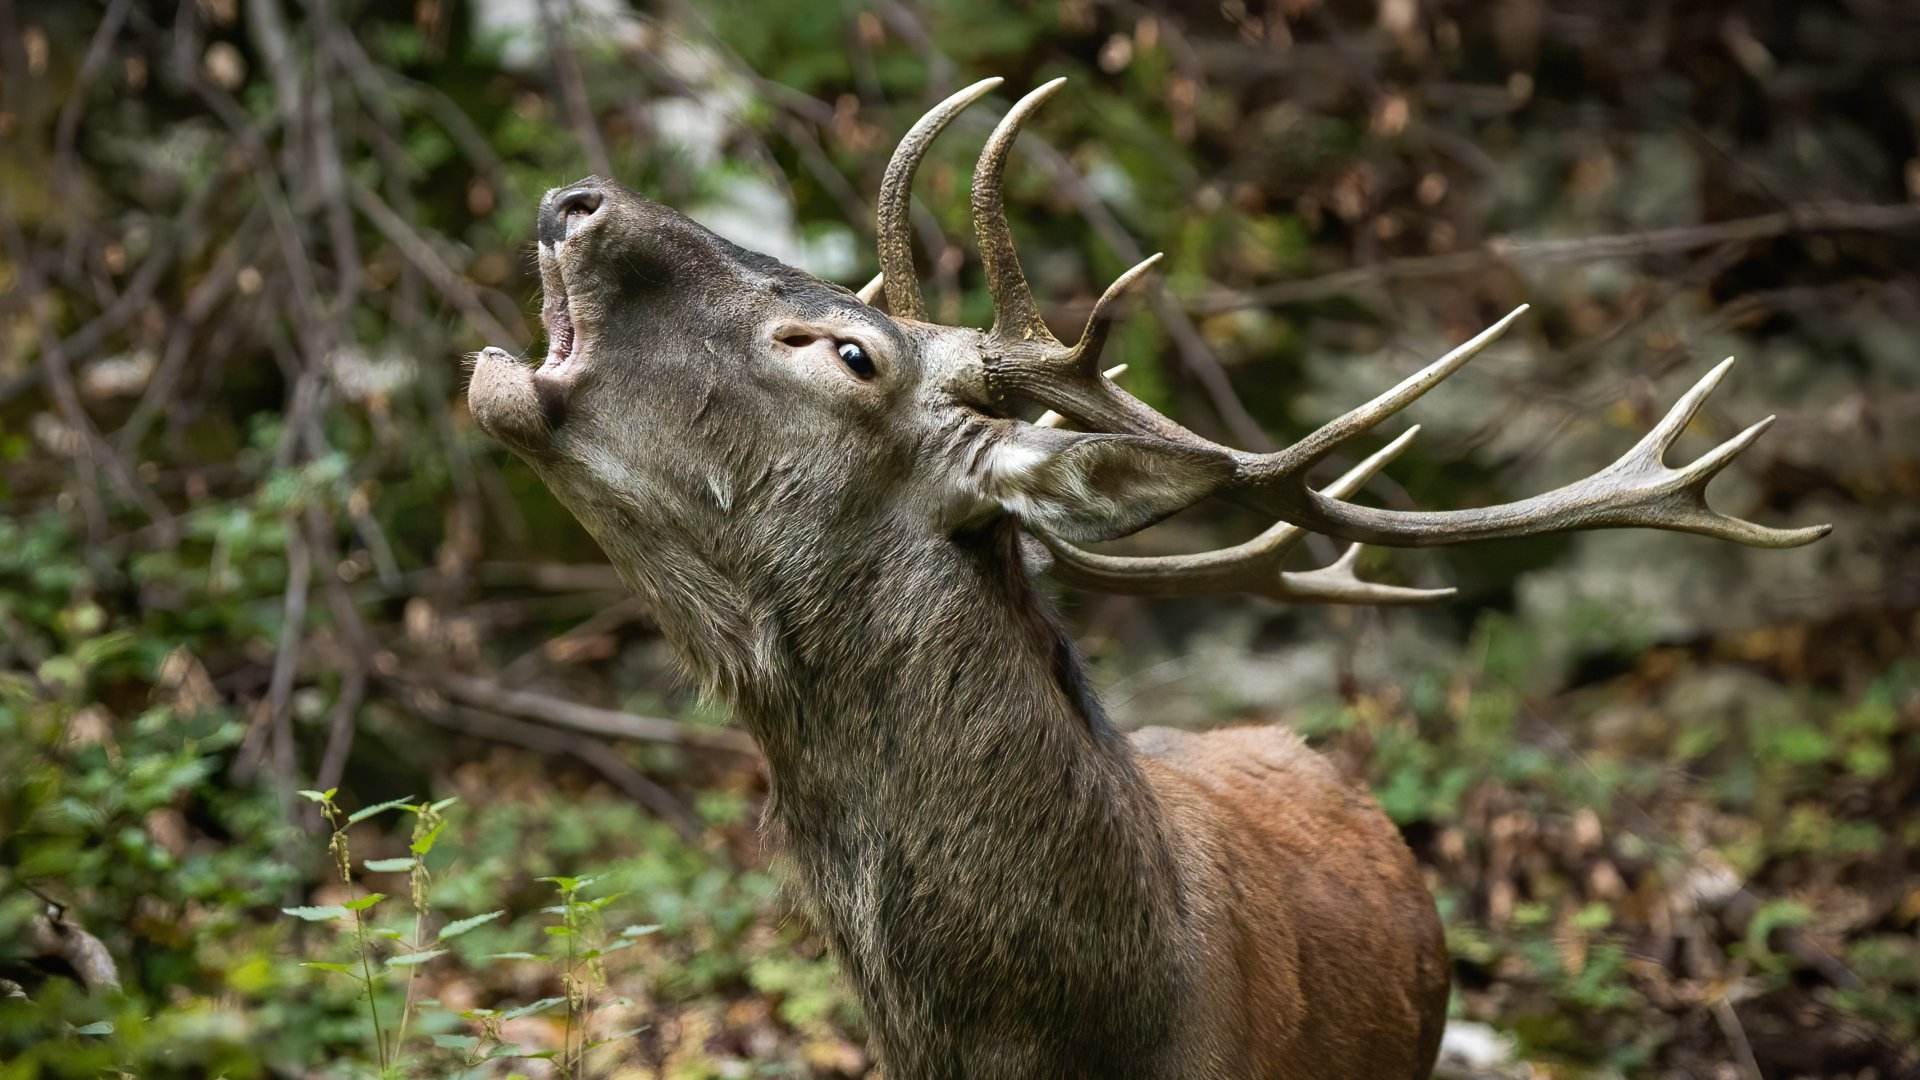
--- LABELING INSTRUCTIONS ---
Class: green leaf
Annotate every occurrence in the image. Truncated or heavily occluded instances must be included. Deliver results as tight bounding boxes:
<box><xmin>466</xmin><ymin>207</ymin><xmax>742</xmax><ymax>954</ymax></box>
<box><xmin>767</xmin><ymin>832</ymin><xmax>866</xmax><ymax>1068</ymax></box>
<box><xmin>432</xmin><ymin>1034</ymin><xmax>479</xmax><ymax>1051</ymax></box>
<box><xmin>281</xmin><ymin>905</ymin><xmax>349</xmax><ymax>921</ymax></box>
<box><xmin>620</xmin><ymin>923</ymin><xmax>662</xmax><ymax>938</ymax></box>
<box><xmin>1746</xmin><ymin>899</ymin><xmax>1812</xmax><ymax>965</ymax></box>
<box><xmin>429</xmin><ymin>796</ymin><xmax>461</xmax><ymax>813</ymax></box>
<box><xmin>437</xmin><ymin>910</ymin><xmax>505</xmax><ymax>942</ymax></box>
<box><xmin>300</xmin><ymin>961</ymin><xmax>359</xmax><ymax>975</ymax></box>
<box><xmin>297</xmin><ymin>788</ymin><xmax>337</xmax><ymax>804</ymax></box>
<box><xmin>500</xmin><ymin>996</ymin><xmax>567</xmax><ymax>1020</ymax></box>
<box><xmin>542</xmin><ymin>925</ymin><xmax>575</xmax><ymax>938</ymax></box>
<box><xmin>347</xmin><ymin>796</ymin><xmax>416</xmax><ymax>824</ymax></box>
<box><xmin>1571</xmin><ymin>902</ymin><xmax>1613</xmax><ymax>932</ymax></box>
<box><xmin>386</xmin><ymin>948</ymin><xmax>448</xmax><ymax>967</ymax></box>
<box><xmin>485</xmin><ymin>952</ymin><xmax>539</xmax><ymax>962</ymax></box>
<box><xmin>410</xmin><ymin>820</ymin><xmax>448</xmax><ymax>855</ymax></box>
<box><xmin>363</xmin><ymin>857</ymin><xmax>417</xmax><ymax>873</ymax></box>
<box><xmin>344</xmin><ymin>892</ymin><xmax>386</xmax><ymax>911</ymax></box>
<box><xmin>71</xmin><ymin>1020</ymin><xmax>114</xmax><ymax>1035</ymax></box>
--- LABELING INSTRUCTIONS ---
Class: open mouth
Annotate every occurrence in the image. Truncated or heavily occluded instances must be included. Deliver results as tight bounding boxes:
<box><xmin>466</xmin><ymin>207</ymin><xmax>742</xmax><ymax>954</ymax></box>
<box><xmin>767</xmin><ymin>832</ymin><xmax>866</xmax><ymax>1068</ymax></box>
<box><xmin>539</xmin><ymin>267</ymin><xmax>583</xmax><ymax>379</ymax></box>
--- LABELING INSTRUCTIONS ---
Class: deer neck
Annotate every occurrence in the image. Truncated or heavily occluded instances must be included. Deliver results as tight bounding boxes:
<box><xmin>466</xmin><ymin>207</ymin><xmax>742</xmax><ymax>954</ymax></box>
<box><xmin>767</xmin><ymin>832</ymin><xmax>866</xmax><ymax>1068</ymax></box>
<box><xmin>607</xmin><ymin>509</ymin><xmax>1189</xmax><ymax>1063</ymax></box>
<box><xmin>745</xmin><ymin>525</ymin><xmax>1155</xmax><ymax>817</ymax></box>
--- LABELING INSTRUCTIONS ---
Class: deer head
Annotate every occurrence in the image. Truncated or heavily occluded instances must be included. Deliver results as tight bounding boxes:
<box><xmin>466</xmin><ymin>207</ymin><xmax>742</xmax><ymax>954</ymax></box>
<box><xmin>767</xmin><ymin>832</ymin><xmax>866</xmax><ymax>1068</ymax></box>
<box><xmin>469</xmin><ymin>76</ymin><xmax>1828</xmax><ymax>677</ymax></box>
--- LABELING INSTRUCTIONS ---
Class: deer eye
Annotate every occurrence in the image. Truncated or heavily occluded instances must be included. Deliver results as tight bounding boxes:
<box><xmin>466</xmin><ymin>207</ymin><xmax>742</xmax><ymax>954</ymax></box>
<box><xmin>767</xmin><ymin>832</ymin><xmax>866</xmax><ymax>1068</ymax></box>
<box><xmin>836</xmin><ymin>340</ymin><xmax>875</xmax><ymax>380</ymax></box>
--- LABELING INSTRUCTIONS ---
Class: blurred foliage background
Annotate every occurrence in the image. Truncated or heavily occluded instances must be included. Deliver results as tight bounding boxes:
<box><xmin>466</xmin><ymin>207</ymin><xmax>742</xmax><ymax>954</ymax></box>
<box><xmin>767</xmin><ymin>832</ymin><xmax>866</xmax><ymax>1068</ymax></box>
<box><xmin>2</xmin><ymin>0</ymin><xmax>1918</xmax><ymax>1076</ymax></box>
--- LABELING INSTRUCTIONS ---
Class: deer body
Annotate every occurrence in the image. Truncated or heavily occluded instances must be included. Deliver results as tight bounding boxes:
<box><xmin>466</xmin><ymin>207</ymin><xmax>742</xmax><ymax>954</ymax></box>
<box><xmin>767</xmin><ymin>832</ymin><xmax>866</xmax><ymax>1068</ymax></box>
<box><xmin>467</xmin><ymin>77</ymin><xmax>1823</xmax><ymax>1079</ymax></box>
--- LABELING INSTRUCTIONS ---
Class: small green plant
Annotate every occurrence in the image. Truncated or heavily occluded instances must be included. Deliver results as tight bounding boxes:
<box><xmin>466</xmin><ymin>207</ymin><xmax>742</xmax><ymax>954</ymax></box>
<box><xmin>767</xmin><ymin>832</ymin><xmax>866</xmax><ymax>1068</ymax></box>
<box><xmin>283</xmin><ymin>789</ymin><xmax>438</xmax><ymax>1074</ymax></box>
<box><xmin>281</xmin><ymin>792</ymin><xmax>650</xmax><ymax>1077</ymax></box>
<box><xmin>532</xmin><ymin>873</ymin><xmax>655</xmax><ymax>1075</ymax></box>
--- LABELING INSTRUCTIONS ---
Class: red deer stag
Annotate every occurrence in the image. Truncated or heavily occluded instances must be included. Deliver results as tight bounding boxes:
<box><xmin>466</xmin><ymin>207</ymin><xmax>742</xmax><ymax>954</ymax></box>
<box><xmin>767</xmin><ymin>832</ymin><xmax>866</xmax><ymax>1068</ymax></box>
<box><xmin>467</xmin><ymin>78</ymin><xmax>1828</xmax><ymax>1079</ymax></box>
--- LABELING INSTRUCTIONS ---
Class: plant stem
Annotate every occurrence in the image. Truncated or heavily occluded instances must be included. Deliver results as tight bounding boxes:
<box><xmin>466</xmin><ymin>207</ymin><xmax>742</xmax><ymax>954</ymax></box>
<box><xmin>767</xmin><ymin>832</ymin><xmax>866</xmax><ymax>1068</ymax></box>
<box><xmin>565</xmin><ymin>897</ymin><xmax>578</xmax><ymax>1077</ymax></box>
<box><xmin>331</xmin><ymin>812</ymin><xmax>388</xmax><ymax>1073</ymax></box>
<box><xmin>353</xmin><ymin>905</ymin><xmax>389</xmax><ymax>1072</ymax></box>
<box><xmin>395</xmin><ymin>900</ymin><xmax>425</xmax><ymax>1053</ymax></box>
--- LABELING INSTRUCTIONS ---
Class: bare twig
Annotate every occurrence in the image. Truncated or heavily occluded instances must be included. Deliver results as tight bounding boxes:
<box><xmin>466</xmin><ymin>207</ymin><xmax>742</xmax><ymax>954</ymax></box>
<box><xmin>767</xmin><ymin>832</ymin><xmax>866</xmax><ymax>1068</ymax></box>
<box><xmin>315</xmin><ymin>664</ymin><xmax>367</xmax><ymax>794</ymax></box>
<box><xmin>0</xmin><ymin>218</ymin><xmax>175</xmax><ymax>543</ymax></box>
<box><xmin>268</xmin><ymin>523</ymin><xmax>313</xmax><ymax>790</ymax></box>
<box><xmin>0</xmin><ymin>171</ymin><xmax>225</xmax><ymax>406</ymax></box>
<box><xmin>1192</xmin><ymin>202</ymin><xmax>1920</xmax><ymax>313</ymax></box>
<box><xmin>1712</xmin><ymin>996</ymin><xmax>1766</xmax><ymax>1080</ymax></box>
<box><xmin>114</xmin><ymin>207</ymin><xmax>264</xmax><ymax>452</ymax></box>
<box><xmin>536</xmin><ymin>0</ymin><xmax>613</xmax><ymax>178</ymax></box>
<box><xmin>305</xmin><ymin>0</ymin><xmax>364</xmax><ymax>322</ymax></box>
<box><xmin>418</xmin><ymin>700</ymin><xmax>701</xmax><ymax>838</ymax></box>
<box><xmin>502</xmin><ymin>596</ymin><xmax>652</xmax><ymax>680</ymax></box>
<box><xmin>395</xmin><ymin>671</ymin><xmax>760</xmax><ymax>757</ymax></box>
<box><xmin>50</xmin><ymin>0</ymin><xmax>133</xmax><ymax>234</ymax></box>
<box><xmin>348</xmin><ymin>178</ymin><xmax>525</xmax><ymax>346</ymax></box>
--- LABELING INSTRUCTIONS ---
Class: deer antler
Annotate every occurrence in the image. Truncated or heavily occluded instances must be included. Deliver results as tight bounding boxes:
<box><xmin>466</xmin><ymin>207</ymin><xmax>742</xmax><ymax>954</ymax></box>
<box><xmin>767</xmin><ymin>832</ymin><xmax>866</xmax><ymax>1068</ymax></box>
<box><xmin>873</xmin><ymin>79</ymin><xmax>1828</xmax><ymax>605</ymax></box>
<box><xmin>956</xmin><ymin>82</ymin><xmax>1829</xmax><ymax>560</ymax></box>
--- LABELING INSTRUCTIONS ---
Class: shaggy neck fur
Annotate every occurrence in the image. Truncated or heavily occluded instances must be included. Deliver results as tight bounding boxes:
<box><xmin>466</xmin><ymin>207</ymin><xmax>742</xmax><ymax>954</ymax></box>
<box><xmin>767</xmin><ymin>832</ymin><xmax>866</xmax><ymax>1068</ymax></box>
<box><xmin>586</xmin><ymin>480</ymin><xmax>1193</xmax><ymax>1077</ymax></box>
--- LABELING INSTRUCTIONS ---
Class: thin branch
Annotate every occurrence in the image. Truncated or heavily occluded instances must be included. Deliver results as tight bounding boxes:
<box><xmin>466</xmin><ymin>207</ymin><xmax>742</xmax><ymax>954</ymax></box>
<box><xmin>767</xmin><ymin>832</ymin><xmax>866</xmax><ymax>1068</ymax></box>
<box><xmin>417</xmin><ymin>700</ymin><xmax>701</xmax><ymax>838</ymax></box>
<box><xmin>1712</xmin><ymin>997</ymin><xmax>1766</xmax><ymax>1080</ymax></box>
<box><xmin>315</xmin><ymin>664</ymin><xmax>367</xmax><ymax>794</ymax></box>
<box><xmin>0</xmin><ymin>173</ymin><xmax>225</xmax><ymax>406</ymax></box>
<box><xmin>1192</xmin><ymin>202</ymin><xmax>1920</xmax><ymax>313</ymax></box>
<box><xmin>536</xmin><ymin>0</ymin><xmax>613</xmax><ymax>178</ymax></box>
<box><xmin>348</xmin><ymin>178</ymin><xmax>525</xmax><ymax>346</ymax></box>
<box><xmin>394</xmin><ymin>671</ymin><xmax>761</xmax><ymax>757</ymax></box>
<box><xmin>267</xmin><ymin>522</ymin><xmax>313</xmax><ymax>792</ymax></box>
<box><xmin>0</xmin><ymin>219</ymin><xmax>174</xmax><ymax>542</ymax></box>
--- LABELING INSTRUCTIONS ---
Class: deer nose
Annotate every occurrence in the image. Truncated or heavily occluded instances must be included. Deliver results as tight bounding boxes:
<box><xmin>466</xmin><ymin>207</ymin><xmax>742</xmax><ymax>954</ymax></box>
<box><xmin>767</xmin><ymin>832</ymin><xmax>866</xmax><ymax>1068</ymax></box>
<box><xmin>539</xmin><ymin>186</ymin><xmax>605</xmax><ymax>246</ymax></box>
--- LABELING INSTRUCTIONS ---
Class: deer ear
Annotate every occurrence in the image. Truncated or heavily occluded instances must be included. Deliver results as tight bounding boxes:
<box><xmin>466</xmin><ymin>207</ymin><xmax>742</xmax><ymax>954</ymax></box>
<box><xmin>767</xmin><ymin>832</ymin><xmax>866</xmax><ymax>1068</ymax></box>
<box><xmin>972</xmin><ymin>425</ymin><xmax>1232</xmax><ymax>543</ymax></box>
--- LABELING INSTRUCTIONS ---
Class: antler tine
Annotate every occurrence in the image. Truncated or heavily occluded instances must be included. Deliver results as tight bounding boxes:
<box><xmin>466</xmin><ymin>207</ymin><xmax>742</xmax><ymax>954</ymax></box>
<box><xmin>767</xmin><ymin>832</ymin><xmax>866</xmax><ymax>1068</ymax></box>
<box><xmin>1070</xmin><ymin>252</ymin><xmax>1163</xmax><ymax>367</ymax></box>
<box><xmin>1277</xmin><ymin>544</ymin><xmax>1455</xmax><ymax>605</ymax></box>
<box><xmin>856</xmin><ymin>272</ymin><xmax>885</xmax><ymax>306</ymax></box>
<box><xmin>876</xmin><ymin>77</ymin><xmax>1004</xmax><ymax>320</ymax></box>
<box><xmin>972</xmin><ymin>77</ymin><xmax>1068</xmax><ymax>345</ymax></box>
<box><xmin>1041</xmin><ymin>426</ymin><xmax>1455</xmax><ymax>605</ymax></box>
<box><xmin>1247</xmin><ymin>304</ymin><xmax>1531</xmax><ymax>479</ymax></box>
